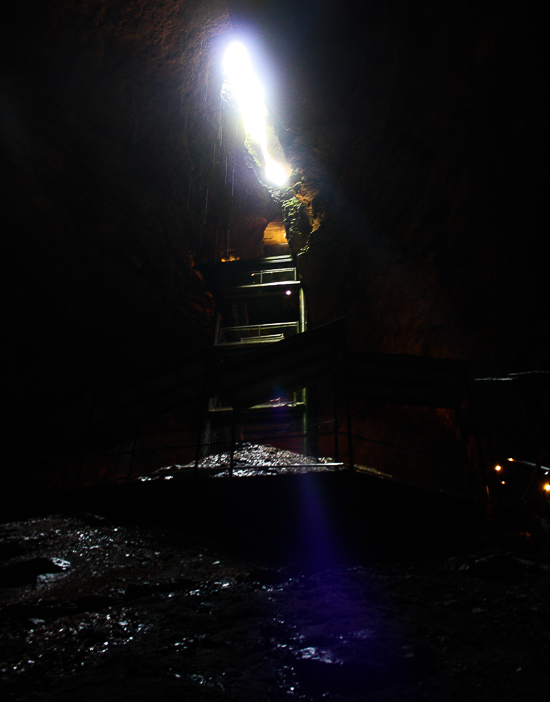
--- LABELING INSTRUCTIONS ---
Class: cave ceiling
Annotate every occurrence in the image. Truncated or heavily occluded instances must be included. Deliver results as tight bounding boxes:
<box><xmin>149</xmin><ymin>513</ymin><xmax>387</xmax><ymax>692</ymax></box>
<box><xmin>1</xmin><ymin>1</ymin><xmax>547</xmax><ymax>449</ymax></box>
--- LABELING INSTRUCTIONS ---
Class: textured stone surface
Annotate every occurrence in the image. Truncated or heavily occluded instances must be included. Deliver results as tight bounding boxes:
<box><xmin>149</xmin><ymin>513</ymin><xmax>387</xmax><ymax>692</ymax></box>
<box><xmin>255</xmin><ymin>1</ymin><xmax>547</xmax><ymax>371</ymax></box>
<box><xmin>1</xmin><ymin>1</ymin><xmax>275</xmax><ymax>445</ymax></box>
<box><xmin>1</xmin><ymin>508</ymin><xmax>549</xmax><ymax>701</ymax></box>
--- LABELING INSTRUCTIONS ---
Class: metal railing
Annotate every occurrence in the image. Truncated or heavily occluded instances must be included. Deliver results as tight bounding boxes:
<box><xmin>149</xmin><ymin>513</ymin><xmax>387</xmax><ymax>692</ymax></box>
<box><xmin>53</xmin><ymin>397</ymin><xmax>482</xmax><ymax>501</ymax></box>
<box><xmin>249</xmin><ymin>267</ymin><xmax>297</xmax><ymax>284</ymax></box>
<box><xmin>218</xmin><ymin>321</ymin><xmax>300</xmax><ymax>345</ymax></box>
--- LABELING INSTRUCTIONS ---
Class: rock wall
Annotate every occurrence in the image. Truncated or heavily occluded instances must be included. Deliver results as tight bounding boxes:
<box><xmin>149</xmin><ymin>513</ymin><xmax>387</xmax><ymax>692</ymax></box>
<box><xmin>259</xmin><ymin>0</ymin><xmax>547</xmax><ymax>375</ymax></box>
<box><xmin>2</xmin><ymin>0</ymin><xmax>278</xmax><ymax>447</ymax></box>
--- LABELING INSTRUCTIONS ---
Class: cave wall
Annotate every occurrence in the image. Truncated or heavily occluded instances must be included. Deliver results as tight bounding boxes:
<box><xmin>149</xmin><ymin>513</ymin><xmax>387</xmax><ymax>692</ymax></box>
<box><xmin>240</xmin><ymin>0</ymin><xmax>547</xmax><ymax>375</ymax></box>
<box><xmin>1</xmin><ymin>1</ymin><xmax>547</xmax><ymax>461</ymax></box>
<box><xmin>1</xmin><ymin>0</ymin><xmax>278</xmax><ymax>447</ymax></box>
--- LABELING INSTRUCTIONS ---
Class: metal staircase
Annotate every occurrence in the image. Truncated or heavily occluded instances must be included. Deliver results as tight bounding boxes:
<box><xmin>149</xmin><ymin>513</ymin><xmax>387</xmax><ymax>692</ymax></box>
<box><xmin>198</xmin><ymin>250</ymin><xmax>316</xmax><ymax>465</ymax></box>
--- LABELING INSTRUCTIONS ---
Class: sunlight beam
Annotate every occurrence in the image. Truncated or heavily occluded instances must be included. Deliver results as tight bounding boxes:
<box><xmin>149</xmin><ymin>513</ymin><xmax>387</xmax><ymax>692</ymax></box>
<box><xmin>222</xmin><ymin>41</ymin><xmax>289</xmax><ymax>187</ymax></box>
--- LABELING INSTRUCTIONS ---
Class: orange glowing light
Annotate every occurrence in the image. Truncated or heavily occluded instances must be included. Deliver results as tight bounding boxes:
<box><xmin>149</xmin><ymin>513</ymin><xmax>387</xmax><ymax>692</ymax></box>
<box><xmin>494</xmin><ymin>465</ymin><xmax>502</xmax><ymax>472</ymax></box>
<box><xmin>544</xmin><ymin>483</ymin><xmax>550</xmax><ymax>492</ymax></box>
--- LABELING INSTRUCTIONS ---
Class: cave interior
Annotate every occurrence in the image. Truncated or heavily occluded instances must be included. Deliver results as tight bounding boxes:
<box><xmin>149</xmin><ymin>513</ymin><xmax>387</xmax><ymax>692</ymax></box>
<box><xmin>1</xmin><ymin>4</ymin><xmax>550</xmax><ymax>701</ymax></box>
<box><xmin>1</xmin><ymin>0</ymin><xmax>548</xmax><ymax>520</ymax></box>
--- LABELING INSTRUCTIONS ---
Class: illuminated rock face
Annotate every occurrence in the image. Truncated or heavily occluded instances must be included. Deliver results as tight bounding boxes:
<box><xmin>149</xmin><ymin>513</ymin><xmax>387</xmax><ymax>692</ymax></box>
<box><xmin>1</xmin><ymin>1</ymin><xmax>547</xmax><ymax>453</ymax></box>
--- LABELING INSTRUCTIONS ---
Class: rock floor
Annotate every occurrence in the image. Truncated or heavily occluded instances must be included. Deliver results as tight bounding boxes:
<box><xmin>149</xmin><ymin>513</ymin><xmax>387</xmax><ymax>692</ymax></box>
<box><xmin>1</xmin><ymin>508</ymin><xmax>549</xmax><ymax>702</ymax></box>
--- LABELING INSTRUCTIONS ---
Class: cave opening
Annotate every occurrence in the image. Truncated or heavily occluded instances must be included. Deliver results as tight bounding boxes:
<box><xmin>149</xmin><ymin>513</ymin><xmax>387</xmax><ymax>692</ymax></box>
<box><xmin>221</xmin><ymin>39</ymin><xmax>290</xmax><ymax>188</ymax></box>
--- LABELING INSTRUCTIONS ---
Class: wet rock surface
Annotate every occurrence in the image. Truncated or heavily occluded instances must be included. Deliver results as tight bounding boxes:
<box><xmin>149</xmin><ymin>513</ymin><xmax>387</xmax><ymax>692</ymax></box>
<box><xmin>145</xmin><ymin>443</ymin><xmax>342</xmax><ymax>480</ymax></box>
<box><xmin>1</xmin><ymin>512</ymin><xmax>549</xmax><ymax>701</ymax></box>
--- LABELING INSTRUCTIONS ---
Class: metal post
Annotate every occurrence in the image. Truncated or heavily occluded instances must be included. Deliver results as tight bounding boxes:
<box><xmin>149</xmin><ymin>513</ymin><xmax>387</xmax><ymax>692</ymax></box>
<box><xmin>346</xmin><ymin>389</ymin><xmax>354</xmax><ymax>471</ymax></box>
<box><xmin>299</xmin><ymin>287</ymin><xmax>307</xmax><ymax>333</ymax></box>
<box><xmin>194</xmin><ymin>350</ymin><xmax>214</xmax><ymax>478</ymax></box>
<box><xmin>455</xmin><ymin>404</ymin><xmax>476</xmax><ymax>497</ymax></box>
<box><xmin>193</xmin><ymin>415</ymin><xmax>204</xmax><ymax>478</ymax></box>
<box><xmin>518</xmin><ymin>383</ymin><xmax>543</xmax><ymax>504</ymax></box>
<box><xmin>301</xmin><ymin>387</ymin><xmax>308</xmax><ymax>458</ymax></box>
<box><xmin>229</xmin><ymin>410</ymin><xmax>238</xmax><ymax>477</ymax></box>
<box><xmin>344</xmin><ymin>351</ymin><xmax>354</xmax><ymax>471</ymax></box>
<box><xmin>127</xmin><ymin>422</ymin><xmax>139</xmax><ymax>481</ymax></box>
<box><xmin>333</xmin><ymin>371</ymin><xmax>340</xmax><ymax>462</ymax></box>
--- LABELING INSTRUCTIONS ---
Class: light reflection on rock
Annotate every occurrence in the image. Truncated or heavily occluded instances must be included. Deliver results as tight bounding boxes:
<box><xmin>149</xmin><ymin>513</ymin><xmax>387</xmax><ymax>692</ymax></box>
<box><xmin>143</xmin><ymin>442</ymin><xmax>342</xmax><ymax>482</ymax></box>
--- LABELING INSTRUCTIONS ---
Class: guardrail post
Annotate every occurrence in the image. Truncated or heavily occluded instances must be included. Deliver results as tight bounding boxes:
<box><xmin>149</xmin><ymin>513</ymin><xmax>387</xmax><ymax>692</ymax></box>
<box><xmin>229</xmin><ymin>410</ymin><xmax>238</xmax><ymax>476</ymax></box>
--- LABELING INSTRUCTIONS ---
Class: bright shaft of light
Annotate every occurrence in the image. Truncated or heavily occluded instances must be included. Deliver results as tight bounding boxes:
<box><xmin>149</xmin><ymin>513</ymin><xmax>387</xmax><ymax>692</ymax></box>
<box><xmin>222</xmin><ymin>41</ymin><xmax>288</xmax><ymax>186</ymax></box>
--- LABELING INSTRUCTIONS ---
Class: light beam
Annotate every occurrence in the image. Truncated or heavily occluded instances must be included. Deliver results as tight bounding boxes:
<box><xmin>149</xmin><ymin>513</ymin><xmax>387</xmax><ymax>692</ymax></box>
<box><xmin>222</xmin><ymin>41</ymin><xmax>289</xmax><ymax>187</ymax></box>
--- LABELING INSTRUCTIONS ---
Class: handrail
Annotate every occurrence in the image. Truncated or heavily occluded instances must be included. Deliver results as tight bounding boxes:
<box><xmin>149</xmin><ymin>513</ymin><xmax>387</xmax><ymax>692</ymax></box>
<box><xmin>219</xmin><ymin>321</ymin><xmax>299</xmax><ymax>345</ymax></box>
<box><xmin>222</xmin><ymin>322</ymin><xmax>299</xmax><ymax>333</ymax></box>
<box><xmin>250</xmin><ymin>267</ymin><xmax>297</xmax><ymax>282</ymax></box>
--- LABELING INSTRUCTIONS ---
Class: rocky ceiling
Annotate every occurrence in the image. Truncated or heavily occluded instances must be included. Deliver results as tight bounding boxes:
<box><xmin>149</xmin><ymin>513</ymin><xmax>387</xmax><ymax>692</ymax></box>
<box><xmin>1</xmin><ymin>1</ymin><xmax>547</xmax><ymax>458</ymax></box>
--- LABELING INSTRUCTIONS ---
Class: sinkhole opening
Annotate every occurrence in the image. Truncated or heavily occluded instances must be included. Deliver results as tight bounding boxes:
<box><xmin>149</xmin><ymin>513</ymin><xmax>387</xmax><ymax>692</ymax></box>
<box><xmin>222</xmin><ymin>40</ymin><xmax>290</xmax><ymax>187</ymax></box>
